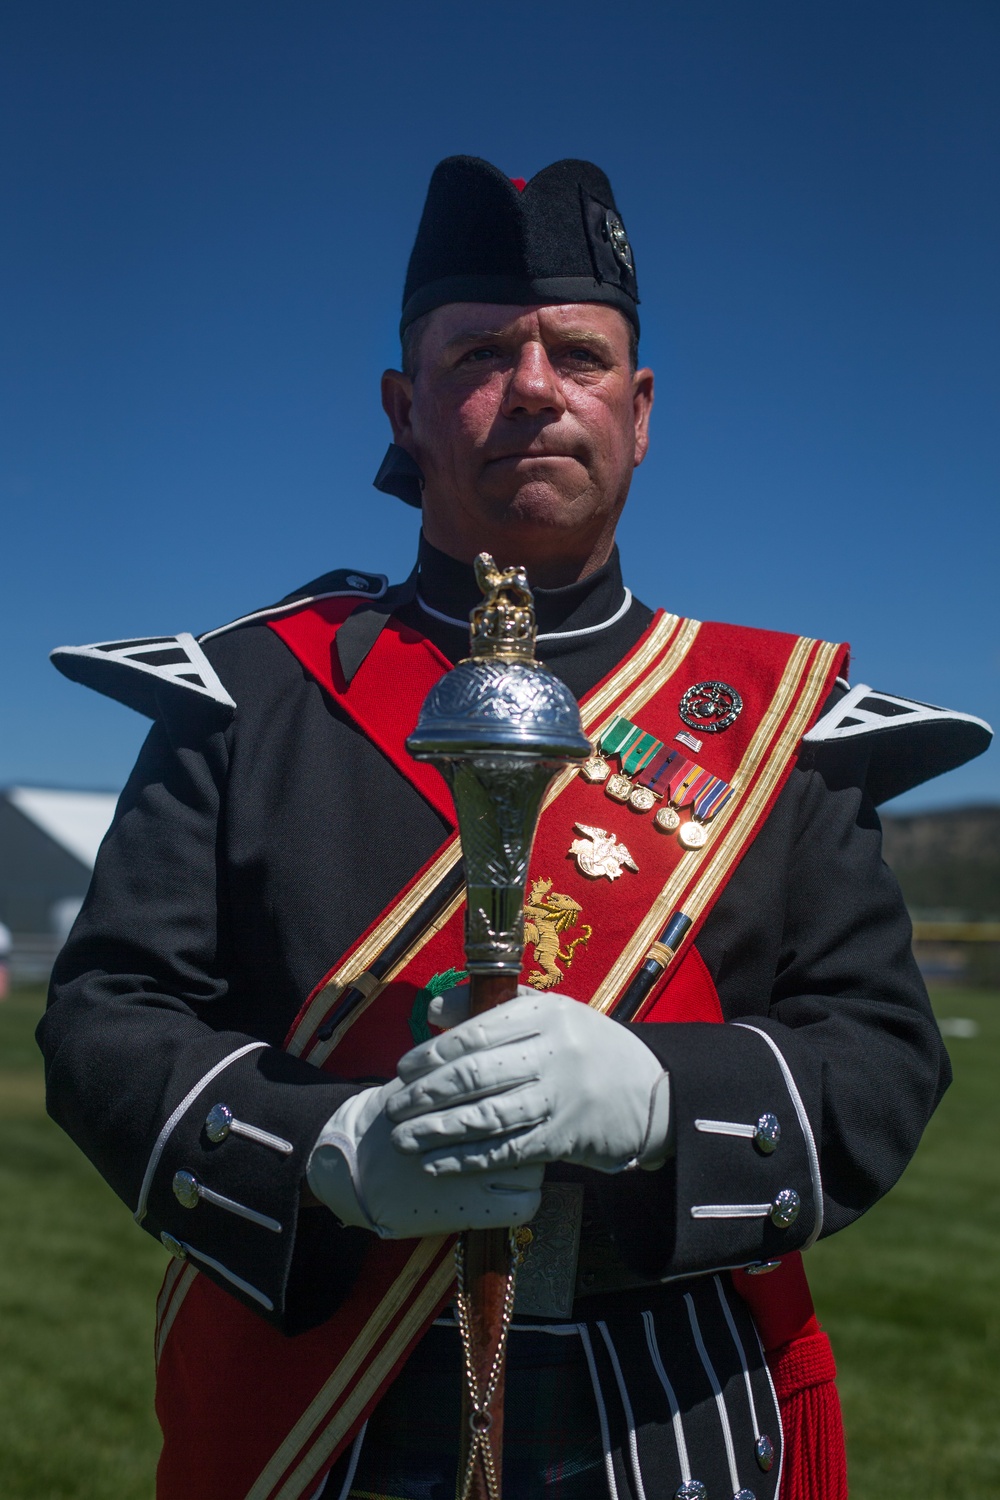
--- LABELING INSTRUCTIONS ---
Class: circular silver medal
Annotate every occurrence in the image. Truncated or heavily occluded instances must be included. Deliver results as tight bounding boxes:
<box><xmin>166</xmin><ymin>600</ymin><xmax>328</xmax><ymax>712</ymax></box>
<box><xmin>629</xmin><ymin>785</ymin><xmax>657</xmax><ymax>813</ymax></box>
<box><xmin>679</xmin><ymin>820</ymin><xmax>709</xmax><ymax>849</ymax></box>
<box><xmin>679</xmin><ymin>680</ymin><xmax>743</xmax><ymax>734</ymax></box>
<box><xmin>654</xmin><ymin>806</ymin><xmax>681</xmax><ymax>833</ymax></box>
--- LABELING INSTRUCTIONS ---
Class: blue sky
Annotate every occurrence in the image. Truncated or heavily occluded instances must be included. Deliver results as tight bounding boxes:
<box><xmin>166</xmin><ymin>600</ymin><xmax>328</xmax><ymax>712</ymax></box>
<box><xmin>2</xmin><ymin>0</ymin><xmax>997</xmax><ymax>810</ymax></box>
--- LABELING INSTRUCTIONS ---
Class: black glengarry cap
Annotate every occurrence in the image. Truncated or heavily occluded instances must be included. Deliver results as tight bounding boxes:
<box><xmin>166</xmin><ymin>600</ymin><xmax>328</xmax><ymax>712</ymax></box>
<box><xmin>377</xmin><ymin>155</ymin><xmax>640</xmax><ymax>508</ymax></box>
<box><xmin>400</xmin><ymin>155</ymin><xmax>639</xmax><ymax>336</ymax></box>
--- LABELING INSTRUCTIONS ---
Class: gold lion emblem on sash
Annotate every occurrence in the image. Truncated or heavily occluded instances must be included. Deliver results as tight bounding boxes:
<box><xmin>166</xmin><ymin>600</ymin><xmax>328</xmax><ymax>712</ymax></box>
<box><xmin>523</xmin><ymin>878</ymin><xmax>592</xmax><ymax>991</ymax></box>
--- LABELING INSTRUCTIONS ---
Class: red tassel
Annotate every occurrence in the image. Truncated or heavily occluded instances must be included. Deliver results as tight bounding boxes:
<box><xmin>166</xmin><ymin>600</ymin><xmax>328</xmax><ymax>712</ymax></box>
<box><xmin>768</xmin><ymin>1331</ymin><xmax>848</xmax><ymax>1500</ymax></box>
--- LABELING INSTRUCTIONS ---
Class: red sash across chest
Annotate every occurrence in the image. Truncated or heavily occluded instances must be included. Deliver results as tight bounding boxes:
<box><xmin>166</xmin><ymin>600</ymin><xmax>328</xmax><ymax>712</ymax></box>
<box><xmin>153</xmin><ymin>603</ymin><xmax>848</xmax><ymax>1500</ymax></box>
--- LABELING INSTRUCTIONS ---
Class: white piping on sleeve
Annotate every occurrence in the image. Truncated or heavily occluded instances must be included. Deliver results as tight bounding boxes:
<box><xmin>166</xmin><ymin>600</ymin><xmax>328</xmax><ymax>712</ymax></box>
<box><xmin>713</xmin><ymin>1275</ymin><xmax>761</xmax><ymax>1442</ymax></box>
<box><xmin>217</xmin><ymin>1114</ymin><xmax>294</xmax><ymax>1154</ymax></box>
<box><xmin>189</xmin><ymin>1181</ymin><xmax>282</xmax><ymax>1233</ymax></box>
<box><xmin>641</xmin><ymin>1309</ymin><xmax>692</xmax><ymax>1484</ymax></box>
<box><xmin>692</xmin><ymin>1203</ymin><xmax>772</xmax><ymax>1219</ymax></box>
<box><xmin>598</xmin><ymin>1321</ymin><xmax>648</xmax><ymax>1500</ymax></box>
<box><xmin>734</xmin><ymin>1022</ymin><xmax>824</xmax><ymax>1247</ymax></box>
<box><xmin>694</xmin><ymin>1119</ymin><xmax>757</xmax><ymax>1139</ymax></box>
<box><xmin>578</xmin><ymin>1323</ymin><xmax>620</xmax><ymax>1500</ymax></box>
<box><xmin>684</xmin><ymin>1292</ymin><xmax>741</xmax><ymax>1499</ymax></box>
<box><xmin>134</xmin><ymin>1041</ymin><xmax>267</xmax><ymax>1223</ymax></box>
<box><xmin>170</xmin><ymin>1237</ymin><xmax>273</xmax><ymax>1311</ymax></box>
<box><xmin>416</xmin><ymin>589</ymin><xmax>634</xmax><ymax>641</ymax></box>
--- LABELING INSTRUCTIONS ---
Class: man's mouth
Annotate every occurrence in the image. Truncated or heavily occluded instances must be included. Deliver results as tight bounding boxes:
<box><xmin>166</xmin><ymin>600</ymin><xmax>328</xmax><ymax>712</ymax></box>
<box><xmin>486</xmin><ymin>450</ymin><xmax>576</xmax><ymax>464</ymax></box>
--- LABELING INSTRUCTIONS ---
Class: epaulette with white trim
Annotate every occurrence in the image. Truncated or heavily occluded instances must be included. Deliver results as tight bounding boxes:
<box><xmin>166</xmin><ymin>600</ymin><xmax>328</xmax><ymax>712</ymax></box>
<box><xmin>802</xmin><ymin>682</ymin><xmax>992</xmax><ymax>804</ymax></box>
<box><xmin>50</xmin><ymin>568</ymin><xmax>390</xmax><ymax>719</ymax></box>
<box><xmin>50</xmin><ymin>634</ymin><xmax>237</xmax><ymax>721</ymax></box>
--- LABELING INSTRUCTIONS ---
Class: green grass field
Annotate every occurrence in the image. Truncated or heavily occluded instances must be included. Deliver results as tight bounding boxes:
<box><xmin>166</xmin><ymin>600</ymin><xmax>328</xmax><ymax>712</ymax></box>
<box><xmin>1</xmin><ymin>985</ymin><xmax>997</xmax><ymax>1498</ymax></box>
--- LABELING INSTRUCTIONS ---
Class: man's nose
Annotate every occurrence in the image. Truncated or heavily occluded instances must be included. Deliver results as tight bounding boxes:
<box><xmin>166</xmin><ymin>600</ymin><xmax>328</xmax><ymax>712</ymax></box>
<box><xmin>501</xmin><ymin>343</ymin><xmax>566</xmax><ymax>417</ymax></box>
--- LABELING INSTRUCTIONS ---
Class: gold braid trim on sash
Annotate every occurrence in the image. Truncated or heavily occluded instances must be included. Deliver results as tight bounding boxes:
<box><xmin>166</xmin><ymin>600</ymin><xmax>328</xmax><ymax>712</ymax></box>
<box><xmin>271</xmin><ymin>1253</ymin><xmax>456</xmax><ymax>1500</ymax></box>
<box><xmin>156</xmin><ymin>624</ymin><xmax>840</xmax><ymax>1497</ymax></box>
<box><xmin>285</xmin><ymin>843</ymin><xmax>461</xmax><ymax>1059</ymax></box>
<box><xmin>154</xmin><ymin>613</ymin><xmax>703</xmax><ymax>1409</ymax></box>
<box><xmin>245</xmin><ymin>1237</ymin><xmax>454</xmax><ymax>1500</ymax></box>
<box><xmin>243</xmin><ymin>627</ymin><xmax>841</xmax><ymax>1500</ymax></box>
<box><xmin>228</xmin><ymin>614</ymin><xmax>713</xmax><ymax>1498</ymax></box>
<box><xmin>297</xmin><ymin>611</ymin><xmax>695</xmax><ymax>1065</ymax></box>
<box><xmin>588</xmin><ymin>636</ymin><xmax>842</xmax><ymax>1014</ymax></box>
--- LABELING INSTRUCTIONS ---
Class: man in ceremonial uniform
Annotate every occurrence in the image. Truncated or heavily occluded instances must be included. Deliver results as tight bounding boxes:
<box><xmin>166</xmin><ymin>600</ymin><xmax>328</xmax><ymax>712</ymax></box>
<box><xmin>41</xmin><ymin>158</ymin><xmax>991</xmax><ymax>1500</ymax></box>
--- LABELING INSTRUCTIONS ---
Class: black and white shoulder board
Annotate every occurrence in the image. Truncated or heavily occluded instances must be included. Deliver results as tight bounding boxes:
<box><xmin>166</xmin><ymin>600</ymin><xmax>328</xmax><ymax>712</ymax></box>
<box><xmin>50</xmin><ymin>634</ymin><xmax>238</xmax><ymax>722</ymax></box>
<box><xmin>802</xmin><ymin>681</ymin><xmax>993</xmax><ymax>804</ymax></box>
<box><xmin>49</xmin><ymin>568</ymin><xmax>390</xmax><ymax>719</ymax></box>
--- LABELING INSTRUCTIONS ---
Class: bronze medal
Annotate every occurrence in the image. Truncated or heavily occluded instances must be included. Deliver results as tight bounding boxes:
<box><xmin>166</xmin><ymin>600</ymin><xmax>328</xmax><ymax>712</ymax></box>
<box><xmin>628</xmin><ymin>785</ymin><xmax>657</xmax><ymax>813</ymax></box>
<box><xmin>654</xmin><ymin>805</ymin><xmax>681</xmax><ymax>834</ymax></box>
<box><xmin>605</xmin><ymin>772</ymin><xmax>633</xmax><ymax>803</ymax></box>
<box><xmin>679</xmin><ymin>820</ymin><xmax>709</xmax><ymax>849</ymax></box>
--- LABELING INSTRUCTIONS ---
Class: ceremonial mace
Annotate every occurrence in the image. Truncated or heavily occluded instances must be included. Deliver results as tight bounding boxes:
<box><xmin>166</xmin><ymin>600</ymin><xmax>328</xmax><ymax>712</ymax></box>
<box><xmin>407</xmin><ymin>554</ymin><xmax>590</xmax><ymax>1500</ymax></box>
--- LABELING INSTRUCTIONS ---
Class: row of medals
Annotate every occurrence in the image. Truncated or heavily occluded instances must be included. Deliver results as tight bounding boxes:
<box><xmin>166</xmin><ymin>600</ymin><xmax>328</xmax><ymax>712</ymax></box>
<box><xmin>578</xmin><ymin>748</ymin><xmax>713</xmax><ymax>849</ymax></box>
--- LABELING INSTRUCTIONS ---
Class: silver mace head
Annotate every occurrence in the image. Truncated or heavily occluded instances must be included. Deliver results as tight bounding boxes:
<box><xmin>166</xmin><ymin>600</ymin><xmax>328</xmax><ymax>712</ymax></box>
<box><xmin>407</xmin><ymin>553</ymin><xmax>591</xmax><ymax>974</ymax></box>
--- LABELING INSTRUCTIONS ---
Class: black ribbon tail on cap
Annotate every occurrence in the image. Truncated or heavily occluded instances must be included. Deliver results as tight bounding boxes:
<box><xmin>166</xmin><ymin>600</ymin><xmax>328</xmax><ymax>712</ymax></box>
<box><xmin>373</xmin><ymin>444</ymin><xmax>424</xmax><ymax>509</ymax></box>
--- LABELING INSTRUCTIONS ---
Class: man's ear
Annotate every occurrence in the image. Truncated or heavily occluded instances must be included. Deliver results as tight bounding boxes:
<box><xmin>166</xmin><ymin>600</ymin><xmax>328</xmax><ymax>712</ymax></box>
<box><xmin>631</xmin><ymin>367</ymin><xmax>654</xmax><ymax>468</ymax></box>
<box><xmin>381</xmin><ymin>369</ymin><xmax>414</xmax><ymax>445</ymax></box>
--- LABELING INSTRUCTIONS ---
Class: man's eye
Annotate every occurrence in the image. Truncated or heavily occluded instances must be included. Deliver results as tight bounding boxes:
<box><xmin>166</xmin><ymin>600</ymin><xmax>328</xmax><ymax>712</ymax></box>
<box><xmin>462</xmin><ymin>346</ymin><xmax>501</xmax><ymax>363</ymax></box>
<box><xmin>565</xmin><ymin>347</ymin><xmax>602</xmax><ymax>365</ymax></box>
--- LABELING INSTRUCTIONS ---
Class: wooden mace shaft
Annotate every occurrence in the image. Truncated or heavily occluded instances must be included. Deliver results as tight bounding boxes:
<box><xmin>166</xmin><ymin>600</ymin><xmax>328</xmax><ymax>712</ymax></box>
<box><xmin>456</xmin><ymin>972</ymin><xmax>520</xmax><ymax>1500</ymax></box>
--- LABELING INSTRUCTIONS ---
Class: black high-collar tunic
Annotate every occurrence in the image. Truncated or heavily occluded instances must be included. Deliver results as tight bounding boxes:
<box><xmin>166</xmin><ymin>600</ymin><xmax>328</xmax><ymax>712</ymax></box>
<box><xmin>39</xmin><ymin>538</ymin><xmax>948</xmax><ymax>1495</ymax></box>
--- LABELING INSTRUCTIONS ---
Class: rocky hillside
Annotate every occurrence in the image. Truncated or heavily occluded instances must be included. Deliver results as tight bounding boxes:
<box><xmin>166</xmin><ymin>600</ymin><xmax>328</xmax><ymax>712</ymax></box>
<box><xmin>881</xmin><ymin>804</ymin><xmax>1000</xmax><ymax>919</ymax></box>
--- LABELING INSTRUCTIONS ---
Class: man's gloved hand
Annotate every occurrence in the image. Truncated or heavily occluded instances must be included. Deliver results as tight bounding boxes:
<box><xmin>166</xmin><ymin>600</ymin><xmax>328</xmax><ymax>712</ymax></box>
<box><xmin>387</xmin><ymin>988</ymin><xmax>672</xmax><ymax>1176</ymax></box>
<box><xmin>306</xmin><ymin>1077</ymin><xmax>543</xmax><ymax>1239</ymax></box>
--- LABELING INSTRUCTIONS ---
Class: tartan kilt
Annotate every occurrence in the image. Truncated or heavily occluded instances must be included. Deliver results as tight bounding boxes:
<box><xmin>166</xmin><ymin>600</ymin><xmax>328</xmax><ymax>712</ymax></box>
<box><xmin>321</xmin><ymin>1277</ymin><xmax>784</xmax><ymax>1500</ymax></box>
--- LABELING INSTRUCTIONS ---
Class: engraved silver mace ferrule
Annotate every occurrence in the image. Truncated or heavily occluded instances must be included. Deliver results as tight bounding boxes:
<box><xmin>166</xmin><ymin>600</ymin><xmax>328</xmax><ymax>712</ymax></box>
<box><xmin>407</xmin><ymin>552</ymin><xmax>591</xmax><ymax>974</ymax></box>
<box><xmin>406</xmin><ymin>552</ymin><xmax>590</xmax><ymax>1500</ymax></box>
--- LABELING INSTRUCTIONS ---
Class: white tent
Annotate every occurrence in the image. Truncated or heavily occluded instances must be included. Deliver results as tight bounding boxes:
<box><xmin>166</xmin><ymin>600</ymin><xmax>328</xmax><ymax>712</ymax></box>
<box><xmin>0</xmin><ymin>786</ymin><xmax>120</xmax><ymax>973</ymax></box>
<box><xmin>5</xmin><ymin>787</ymin><xmax>118</xmax><ymax>869</ymax></box>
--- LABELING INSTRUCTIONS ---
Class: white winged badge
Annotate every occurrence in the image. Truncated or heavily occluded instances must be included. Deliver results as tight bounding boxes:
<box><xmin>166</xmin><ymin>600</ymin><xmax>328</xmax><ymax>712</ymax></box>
<box><xmin>569</xmin><ymin>824</ymin><xmax>640</xmax><ymax>881</ymax></box>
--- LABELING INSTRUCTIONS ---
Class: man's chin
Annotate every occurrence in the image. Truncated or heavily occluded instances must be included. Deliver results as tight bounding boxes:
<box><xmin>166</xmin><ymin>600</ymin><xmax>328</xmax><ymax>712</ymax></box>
<box><xmin>476</xmin><ymin>478</ymin><xmax>597</xmax><ymax>532</ymax></box>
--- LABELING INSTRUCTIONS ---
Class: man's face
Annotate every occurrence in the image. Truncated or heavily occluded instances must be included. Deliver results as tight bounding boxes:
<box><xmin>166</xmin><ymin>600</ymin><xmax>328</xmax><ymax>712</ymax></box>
<box><xmin>381</xmin><ymin>302</ymin><xmax>653</xmax><ymax>581</ymax></box>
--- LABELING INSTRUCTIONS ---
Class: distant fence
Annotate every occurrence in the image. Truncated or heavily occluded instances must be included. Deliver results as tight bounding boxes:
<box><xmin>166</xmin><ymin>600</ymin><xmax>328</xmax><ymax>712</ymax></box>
<box><xmin>8</xmin><ymin>924</ymin><xmax>999</xmax><ymax>988</ymax></box>
<box><xmin>9</xmin><ymin>934</ymin><xmax>61</xmax><ymax>984</ymax></box>
<box><xmin>911</xmin><ymin>922</ymin><xmax>1000</xmax><ymax>986</ymax></box>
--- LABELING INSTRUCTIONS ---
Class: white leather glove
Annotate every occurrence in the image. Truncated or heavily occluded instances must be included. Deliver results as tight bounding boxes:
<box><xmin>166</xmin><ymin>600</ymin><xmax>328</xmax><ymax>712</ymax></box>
<box><xmin>387</xmin><ymin>988</ymin><xmax>672</xmax><ymax>1176</ymax></box>
<box><xmin>306</xmin><ymin>1078</ymin><xmax>543</xmax><ymax>1239</ymax></box>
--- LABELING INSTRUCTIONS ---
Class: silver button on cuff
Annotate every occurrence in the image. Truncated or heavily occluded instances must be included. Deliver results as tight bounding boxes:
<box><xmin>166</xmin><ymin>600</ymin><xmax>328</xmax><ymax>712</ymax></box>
<box><xmin>745</xmin><ymin>1259</ymin><xmax>782</xmax><ymax>1276</ymax></box>
<box><xmin>734</xmin><ymin>1490</ymin><xmax>757</xmax><ymax>1500</ymax></box>
<box><xmin>755</xmin><ymin>1433</ymin><xmax>775</xmax><ymax>1471</ymax></box>
<box><xmin>676</xmin><ymin>1484</ymin><xmax>707</xmax><ymax>1500</ymax></box>
<box><xmin>204</xmin><ymin>1102</ymin><xmax>294</xmax><ymax>1154</ymax></box>
<box><xmin>172</xmin><ymin>1170</ymin><xmax>201</xmax><ymax>1209</ymax></box>
<box><xmin>754</xmin><ymin>1112</ymin><xmax>780</xmax><ymax>1153</ymax></box>
<box><xmin>204</xmin><ymin>1103</ymin><xmax>235</xmax><ymax>1142</ymax></box>
<box><xmin>160</xmin><ymin>1231</ymin><xmax>187</xmax><ymax>1259</ymax></box>
<box><xmin>170</xmin><ymin>1169</ymin><xmax>283</xmax><ymax>1233</ymax></box>
<box><xmin>770</xmin><ymin>1188</ymin><xmax>801</xmax><ymax>1228</ymax></box>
